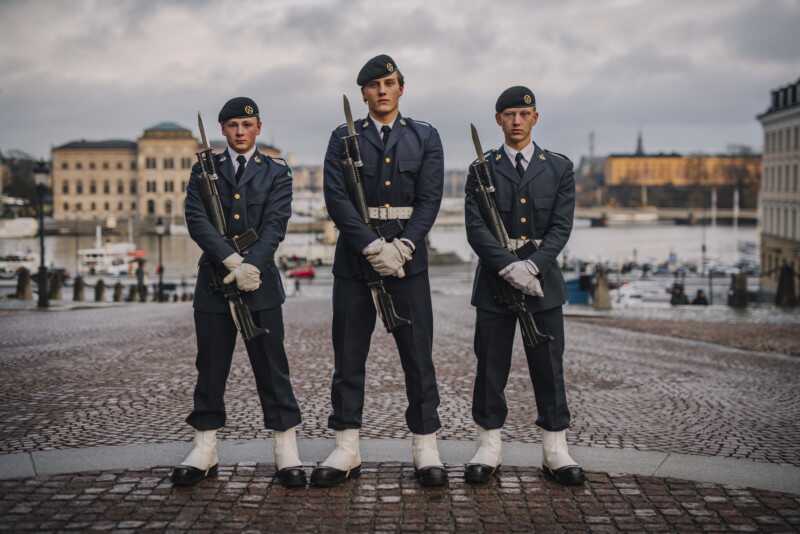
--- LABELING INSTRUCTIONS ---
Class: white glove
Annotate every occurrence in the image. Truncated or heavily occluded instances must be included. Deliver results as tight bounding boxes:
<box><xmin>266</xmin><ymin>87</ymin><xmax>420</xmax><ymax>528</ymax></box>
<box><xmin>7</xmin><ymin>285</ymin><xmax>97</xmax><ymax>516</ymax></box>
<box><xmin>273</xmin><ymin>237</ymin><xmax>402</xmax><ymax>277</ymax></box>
<box><xmin>223</xmin><ymin>262</ymin><xmax>261</xmax><ymax>292</ymax></box>
<box><xmin>362</xmin><ymin>238</ymin><xmax>384</xmax><ymax>256</ymax></box>
<box><xmin>222</xmin><ymin>252</ymin><xmax>243</xmax><ymax>272</ymax></box>
<box><xmin>393</xmin><ymin>239</ymin><xmax>414</xmax><ymax>263</ymax></box>
<box><xmin>499</xmin><ymin>260</ymin><xmax>544</xmax><ymax>297</ymax></box>
<box><xmin>366</xmin><ymin>240</ymin><xmax>406</xmax><ymax>277</ymax></box>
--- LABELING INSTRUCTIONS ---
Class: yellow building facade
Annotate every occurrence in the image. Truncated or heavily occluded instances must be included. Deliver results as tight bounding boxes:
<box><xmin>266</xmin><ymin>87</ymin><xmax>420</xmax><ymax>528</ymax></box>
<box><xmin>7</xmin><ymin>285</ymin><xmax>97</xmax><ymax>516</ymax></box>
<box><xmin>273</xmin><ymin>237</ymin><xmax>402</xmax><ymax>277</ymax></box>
<box><xmin>51</xmin><ymin>123</ymin><xmax>282</xmax><ymax>228</ymax></box>
<box><xmin>605</xmin><ymin>154</ymin><xmax>761</xmax><ymax>188</ymax></box>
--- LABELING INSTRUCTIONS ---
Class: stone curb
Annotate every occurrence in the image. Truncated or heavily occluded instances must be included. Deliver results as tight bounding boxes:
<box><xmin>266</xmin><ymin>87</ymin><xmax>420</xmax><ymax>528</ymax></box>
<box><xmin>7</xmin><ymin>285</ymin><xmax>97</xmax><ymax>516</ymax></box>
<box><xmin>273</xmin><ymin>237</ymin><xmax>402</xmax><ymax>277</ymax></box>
<box><xmin>2</xmin><ymin>438</ymin><xmax>798</xmax><ymax>495</ymax></box>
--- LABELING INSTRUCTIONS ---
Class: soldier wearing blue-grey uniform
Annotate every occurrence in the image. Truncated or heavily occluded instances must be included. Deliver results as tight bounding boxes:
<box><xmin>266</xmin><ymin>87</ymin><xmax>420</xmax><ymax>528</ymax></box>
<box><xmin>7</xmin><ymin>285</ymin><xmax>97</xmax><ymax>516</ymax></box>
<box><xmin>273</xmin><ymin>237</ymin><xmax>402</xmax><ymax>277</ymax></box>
<box><xmin>463</xmin><ymin>86</ymin><xmax>585</xmax><ymax>486</ymax></box>
<box><xmin>171</xmin><ymin>97</ymin><xmax>306</xmax><ymax>489</ymax></box>
<box><xmin>310</xmin><ymin>55</ymin><xmax>447</xmax><ymax>488</ymax></box>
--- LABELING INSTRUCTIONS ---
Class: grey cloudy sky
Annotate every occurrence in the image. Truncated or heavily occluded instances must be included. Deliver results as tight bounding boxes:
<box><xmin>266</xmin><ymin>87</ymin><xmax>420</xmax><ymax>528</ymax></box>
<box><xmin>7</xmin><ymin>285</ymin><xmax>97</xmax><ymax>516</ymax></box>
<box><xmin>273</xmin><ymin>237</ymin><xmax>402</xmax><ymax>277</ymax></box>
<box><xmin>1</xmin><ymin>0</ymin><xmax>798</xmax><ymax>167</ymax></box>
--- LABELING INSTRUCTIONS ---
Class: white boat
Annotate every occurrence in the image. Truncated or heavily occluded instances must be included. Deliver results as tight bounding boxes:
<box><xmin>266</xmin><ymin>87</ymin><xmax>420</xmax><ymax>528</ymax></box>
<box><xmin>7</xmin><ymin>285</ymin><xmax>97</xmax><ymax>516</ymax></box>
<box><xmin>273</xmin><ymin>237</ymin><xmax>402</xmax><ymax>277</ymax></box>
<box><xmin>77</xmin><ymin>226</ymin><xmax>145</xmax><ymax>276</ymax></box>
<box><xmin>0</xmin><ymin>217</ymin><xmax>38</xmax><ymax>238</ymax></box>
<box><xmin>0</xmin><ymin>251</ymin><xmax>39</xmax><ymax>279</ymax></box>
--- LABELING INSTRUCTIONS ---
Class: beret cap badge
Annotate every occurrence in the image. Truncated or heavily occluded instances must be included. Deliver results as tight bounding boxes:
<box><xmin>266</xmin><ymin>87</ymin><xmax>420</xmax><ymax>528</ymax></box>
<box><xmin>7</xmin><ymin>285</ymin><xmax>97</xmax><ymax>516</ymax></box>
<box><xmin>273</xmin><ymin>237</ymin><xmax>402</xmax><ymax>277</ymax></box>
<box><xmin>244</xmin><ymin>105</ymin><xmax>254</xmax><ymax>115</ymax></box>
<box><xmin>386</xmin><ymin>62</ymin><xmax>394</xmax><ymax>72</ymax></box>
<box><xmin>523</xmin><ymin>94</ymin><xmax>532</xmax><ymax>105</ymax></box>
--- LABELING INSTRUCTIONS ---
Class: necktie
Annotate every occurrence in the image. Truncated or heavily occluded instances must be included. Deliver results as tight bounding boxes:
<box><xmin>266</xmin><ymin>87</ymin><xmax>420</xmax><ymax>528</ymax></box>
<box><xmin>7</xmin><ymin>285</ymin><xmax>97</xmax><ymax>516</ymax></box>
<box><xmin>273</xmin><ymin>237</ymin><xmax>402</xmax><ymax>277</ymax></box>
<box><xmin>235</xmin><ymin>155</ymin><xmax>247</xmax><ymax>184</ymax></box>
<box><xmin>515</xmin><ymin>152</ymin><xmax>526</xmax><ymax>179</ymax></box>
<box><xmin>381</xmin><ymin>125</ymin><xmax>391</xmax><ymax>147</ymax></box>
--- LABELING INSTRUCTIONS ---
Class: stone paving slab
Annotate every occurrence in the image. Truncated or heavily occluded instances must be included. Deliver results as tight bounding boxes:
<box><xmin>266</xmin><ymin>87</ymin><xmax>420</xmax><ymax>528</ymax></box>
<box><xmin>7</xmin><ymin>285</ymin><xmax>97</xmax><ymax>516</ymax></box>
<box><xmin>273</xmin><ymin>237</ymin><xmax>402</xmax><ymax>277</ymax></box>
<box><xmin>1</xmin><ymin>295</ymin><xmax>799</xmax><ymax>468</ymax></box>
<box><xmin>4</xmin><ymin>438</ymin><xmax>800</xmax><ymax>496</ymax></box>
<box><xmin>2</xmin><ymin>463</ymin><xmax>799</xmax><ymax>533</ymax></box>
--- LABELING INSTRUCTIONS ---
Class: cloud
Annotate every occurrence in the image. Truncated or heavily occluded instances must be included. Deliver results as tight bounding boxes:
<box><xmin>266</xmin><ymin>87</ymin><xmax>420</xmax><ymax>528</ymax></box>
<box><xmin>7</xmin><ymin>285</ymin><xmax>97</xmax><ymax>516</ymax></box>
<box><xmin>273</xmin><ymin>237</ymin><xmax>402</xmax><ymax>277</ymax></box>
<box><xmin>0</xmin><ymin>0</ymin><xmax>798</xmax><ymax>165</ymax></box>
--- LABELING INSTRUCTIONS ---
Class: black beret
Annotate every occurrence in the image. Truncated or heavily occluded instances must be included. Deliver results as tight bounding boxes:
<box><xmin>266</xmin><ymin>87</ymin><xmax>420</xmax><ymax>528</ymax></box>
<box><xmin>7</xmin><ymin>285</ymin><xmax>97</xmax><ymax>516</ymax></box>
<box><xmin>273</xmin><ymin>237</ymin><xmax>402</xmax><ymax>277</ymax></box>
<box><xmin>357</xmin><ymin>54</ymin><xmax>399</xmax><ymax>86</ymax></box>
<box><xmin>218</xmin><ymin>97</ymin><xmax>259</xmax><ymax>124</ymax></box>
<box><xmin>495</xmin><ymin>86</ymin><xmax>536</xmax><ymax>113</ymax></box>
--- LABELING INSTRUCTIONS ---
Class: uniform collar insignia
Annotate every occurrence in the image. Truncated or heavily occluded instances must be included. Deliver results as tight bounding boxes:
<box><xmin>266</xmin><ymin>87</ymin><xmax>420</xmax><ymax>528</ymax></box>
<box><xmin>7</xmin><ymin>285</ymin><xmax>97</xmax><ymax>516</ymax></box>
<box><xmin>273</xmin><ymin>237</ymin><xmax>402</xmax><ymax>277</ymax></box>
<box><xmin>399</xmin><ymin>118</ymin><xmax>407</xmax><ymax>126</ymax></box>
<box><xmin>539</xmin><ymin>153</ymin><xmax>546</xmax><ymax>160</ymax></box>
<box><xmin>362</xmin><ymin>120</ymin><xmax>369</xmax><ymax>128</ymax></box>
<box><xmin>218</xmin><ymin>155</ymin><xmax>227</xmax><ymax>162</ymax></box>
<box><xmin>253</xmin><ymin>155</ymin><xmax>262</xmax><ymax>164</ymax></box>
<box><xmin>495</xmin><ymin>152</ymin><xmax>502</xmax><ymax>160</ymax></box>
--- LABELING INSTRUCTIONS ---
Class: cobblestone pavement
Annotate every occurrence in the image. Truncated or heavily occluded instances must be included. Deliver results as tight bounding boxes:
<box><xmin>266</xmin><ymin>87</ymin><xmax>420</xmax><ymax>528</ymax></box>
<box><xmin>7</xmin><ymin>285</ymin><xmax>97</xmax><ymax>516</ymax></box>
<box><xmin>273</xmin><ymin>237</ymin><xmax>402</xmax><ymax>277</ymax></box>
<box><xmin>573</xmin><ymin>316</ymin><xmax>800</xmax><ymax>357</ymax></box>
<box><xmin>1</xmin><ymin>463</ymin><xmax>799</xmax><ymax>533</ymax></box>
<box><xmin>1</xmin><ymin>293</ymin><xmax>799</xmax><ymax>465</ymax></box>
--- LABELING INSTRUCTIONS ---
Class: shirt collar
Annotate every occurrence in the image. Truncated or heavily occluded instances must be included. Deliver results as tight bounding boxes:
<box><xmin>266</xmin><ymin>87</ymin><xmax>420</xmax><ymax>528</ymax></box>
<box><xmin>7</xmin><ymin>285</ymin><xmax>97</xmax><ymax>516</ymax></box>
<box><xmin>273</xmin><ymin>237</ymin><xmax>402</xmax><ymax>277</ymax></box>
<box><xmin>227</xmin><ymin>144</ymin><xmax>257</xmax><ymax>165</ymax></box>
<box><xmin>369</xmin><ymin>114</ymin><xmax>397</xmax><ymax>133</ymax></box>
<box><xmin>503</xmin><ymin>142</ymin><xmax>535</xmax><ymax>164</ymax></box>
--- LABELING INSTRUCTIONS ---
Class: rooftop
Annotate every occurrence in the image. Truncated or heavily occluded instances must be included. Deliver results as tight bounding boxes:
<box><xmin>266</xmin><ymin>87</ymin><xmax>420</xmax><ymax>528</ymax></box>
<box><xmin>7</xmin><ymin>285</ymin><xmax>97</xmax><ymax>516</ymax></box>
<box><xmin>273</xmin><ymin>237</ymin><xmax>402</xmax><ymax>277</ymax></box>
<box><xmin>54</xmin><ymin>139</ymin><xmax>137</xmax><ymax>150</ymax></box>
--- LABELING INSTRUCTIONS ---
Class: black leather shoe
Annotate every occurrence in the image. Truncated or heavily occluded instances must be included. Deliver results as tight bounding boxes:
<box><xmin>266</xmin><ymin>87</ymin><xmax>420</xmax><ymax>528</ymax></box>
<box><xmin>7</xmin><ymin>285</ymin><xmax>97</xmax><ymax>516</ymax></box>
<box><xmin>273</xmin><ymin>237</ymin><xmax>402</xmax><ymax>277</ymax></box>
<box><xmin>170</xmin><ymin>464</ymin><xmax>218</xmax><ymax>486</ymax></box>
<box><xmin>464</xmin><ymin>463</ymin><xmax>500</xmax><ymax>484</ymax></box>
<box><xmin>542</xmin><ymin>464</ymin><xmax>585</xmax><ymax>486</ymax></box>
<box><xmin>275</xmin><ymin>466</ymin><xmax>307</xmax><ymax>488</ymax></box>
<box><xmin>309</xmin><ymin>464</ymin><xmax>361</xmax><ymax>487</ymax></box>
<box><xmin>415</xmin><ymin>465</ymin><xmax>448</xmax><ymax>487</ymax></box>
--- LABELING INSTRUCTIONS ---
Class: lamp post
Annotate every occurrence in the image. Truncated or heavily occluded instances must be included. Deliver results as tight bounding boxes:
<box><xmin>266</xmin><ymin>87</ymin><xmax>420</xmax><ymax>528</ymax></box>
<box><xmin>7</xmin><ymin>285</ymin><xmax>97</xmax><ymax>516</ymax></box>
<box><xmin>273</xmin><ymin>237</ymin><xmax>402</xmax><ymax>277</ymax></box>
<box><xmin>155</xmin><ymin>217</ymin><xmax>166</xmax><ymax>302</ymax></box>
<box><xmin>33</xmin><ymin>161</ymin><xmax>50</xmax><ymax>309</ymax></box>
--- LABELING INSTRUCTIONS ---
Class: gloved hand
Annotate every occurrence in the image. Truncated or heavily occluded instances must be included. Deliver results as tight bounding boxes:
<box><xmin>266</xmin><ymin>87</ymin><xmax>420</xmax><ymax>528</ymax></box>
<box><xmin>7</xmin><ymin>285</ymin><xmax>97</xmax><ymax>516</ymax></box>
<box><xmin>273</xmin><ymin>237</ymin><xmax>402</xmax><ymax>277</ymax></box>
<box><xmin>393</xmin><ymin>239</ymin><xmax>414</xmax><ymax>263</ymax></box>
<box><xmin>366</xmin><ymin>239</ymin><xmax>405</xmax><ymax>277</ymax></box>
<box><xmin>223</xmin><ymin>262</ymin><xmax>261</xmax><ymax>292</ymax></box>
<box><xmin>222</xmin><ymin>252</ymin><xmax>243</xmax><ymax>272</ymax></box>
<box><xmin>499</xmin><ymin>260</ymin><xmax>544</xmax><ymax>297</ymax></box>
<box><xmin>362</xmin><ymin>237</ymin><xmax>384</xmax><ymax>256</ymax></box>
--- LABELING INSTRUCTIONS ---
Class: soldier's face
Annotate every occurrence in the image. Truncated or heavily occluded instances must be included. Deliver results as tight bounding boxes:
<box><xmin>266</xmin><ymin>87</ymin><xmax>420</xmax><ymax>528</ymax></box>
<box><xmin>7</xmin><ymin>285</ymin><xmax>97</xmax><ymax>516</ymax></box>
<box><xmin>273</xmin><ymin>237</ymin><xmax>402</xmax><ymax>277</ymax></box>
<box><xmin>361</xmin><ymin>72</ymin><xmax>404</xmax><ymax>117</ymax></box>
<box><xmin>221</xmin><ymin>117</ymin><xmax>262</xmax><ymax>153</ymax></box>
<box><xmin>496</xmin><ymin>107</ymin><xmax>539</xmax><ymax>146</ymax></box>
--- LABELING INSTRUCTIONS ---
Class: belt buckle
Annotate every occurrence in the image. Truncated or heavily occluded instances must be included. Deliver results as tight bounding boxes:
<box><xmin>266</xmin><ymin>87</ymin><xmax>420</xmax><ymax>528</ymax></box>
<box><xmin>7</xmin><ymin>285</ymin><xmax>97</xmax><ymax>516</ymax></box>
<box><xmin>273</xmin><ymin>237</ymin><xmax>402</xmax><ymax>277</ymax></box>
<box><xmin>381</xmin><ymin>206</ymin><xmax>390</xmax><ymax>219</ymax></box>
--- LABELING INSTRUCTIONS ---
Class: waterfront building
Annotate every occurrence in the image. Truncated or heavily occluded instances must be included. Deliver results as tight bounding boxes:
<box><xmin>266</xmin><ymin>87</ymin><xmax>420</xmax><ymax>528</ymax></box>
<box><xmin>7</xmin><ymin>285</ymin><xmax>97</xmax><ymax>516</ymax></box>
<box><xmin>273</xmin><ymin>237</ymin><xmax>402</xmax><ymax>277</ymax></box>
<box><xmin>603</xmin><ymin>146</ymin><xmax>761</xmax><ymax>210</ymax></box>
<box><xmin>757</xmin><ymin>77</ymin><xmax>800</xmax><ymax>297</ymax></box>
<box><xmin>51</xmin><ymin>124</ymin><xmax>281</xmax><ymax>229</ymax></box>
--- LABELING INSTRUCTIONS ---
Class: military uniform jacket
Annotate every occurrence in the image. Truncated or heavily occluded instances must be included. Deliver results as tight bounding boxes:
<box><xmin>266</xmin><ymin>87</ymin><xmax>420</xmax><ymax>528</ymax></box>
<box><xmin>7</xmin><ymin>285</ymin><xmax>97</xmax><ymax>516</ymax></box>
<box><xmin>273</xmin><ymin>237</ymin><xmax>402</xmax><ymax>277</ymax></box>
<box><xmin>465</xmin><ymin>143</ymin><xmax>575</xmax><ymax>314</ymax></box>
<box><xmin>323</xmin><ymin>114</ymin><xmax>444</xmax><ymax>279</ymax></box>
<box><xmin>184</xmin><ymin>150</ymin><xmax>291</xmax><ymax>313</ymax></box>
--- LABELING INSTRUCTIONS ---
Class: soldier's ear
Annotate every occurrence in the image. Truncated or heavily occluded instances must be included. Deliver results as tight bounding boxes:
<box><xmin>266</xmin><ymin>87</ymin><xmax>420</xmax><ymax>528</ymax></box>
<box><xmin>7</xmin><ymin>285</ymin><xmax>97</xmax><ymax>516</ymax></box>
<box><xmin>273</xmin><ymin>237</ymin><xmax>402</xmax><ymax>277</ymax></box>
<box><xmin>495</xmin><ymin>113</ymin><xmax>503</xmax><ymax>126</ymax></box>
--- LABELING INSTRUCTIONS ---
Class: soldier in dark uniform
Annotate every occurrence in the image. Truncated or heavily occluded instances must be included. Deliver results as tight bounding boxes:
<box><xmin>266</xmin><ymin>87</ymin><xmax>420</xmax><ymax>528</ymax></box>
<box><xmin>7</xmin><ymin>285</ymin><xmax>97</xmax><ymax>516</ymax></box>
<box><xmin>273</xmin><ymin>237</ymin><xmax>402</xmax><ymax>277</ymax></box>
<box><xmin>171</xmin><ymin>97</ymin><xmax>306</xmax><ymax>488</ymax></box>
<box><xmin>463</xmin><ymin>86</ymin><xmax>585</xmax><ymax>486</ymax></box>
<box><xmin>310</xmin><ymin>55</ymin><xmax>447</xmax><ymax>488</ymax></box>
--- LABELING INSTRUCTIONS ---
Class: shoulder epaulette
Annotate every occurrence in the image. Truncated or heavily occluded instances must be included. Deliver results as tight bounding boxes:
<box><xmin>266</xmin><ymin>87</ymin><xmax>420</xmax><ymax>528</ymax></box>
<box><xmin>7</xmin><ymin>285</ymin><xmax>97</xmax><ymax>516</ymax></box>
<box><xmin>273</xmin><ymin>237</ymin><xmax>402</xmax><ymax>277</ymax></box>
<box><xmin>545</xmin><ymin>149</ymin><xmax>570</xmax><ymax>161</ymax></box>
<box><xmin>411</xmin><ymin>119</ymin><xmax>432</xmax><ymax>128</ymax></box>
<box><xmin>269</xmin><ymin>156</ymin><xmax>288</xmax><ymax>165</ymax></box>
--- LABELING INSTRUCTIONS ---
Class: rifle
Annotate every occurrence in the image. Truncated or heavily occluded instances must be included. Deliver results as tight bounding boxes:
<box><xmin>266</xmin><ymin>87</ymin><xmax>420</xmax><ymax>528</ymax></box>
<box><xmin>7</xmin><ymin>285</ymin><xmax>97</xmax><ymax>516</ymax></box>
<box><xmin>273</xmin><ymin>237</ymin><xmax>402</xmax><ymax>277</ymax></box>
<box><xmin>469</xmin><ymin>124</ymin><xmax>552</xmax><ymax>348</ymax></box>
<box><xmin>195</xmin><ymin>112</ymin><xmax>267</xmax><ymax>341</ymax></box>
<box><xmin>340</xmin><ymin>95</ymin><xmax>411</xmax><ymax>333</ymax></box>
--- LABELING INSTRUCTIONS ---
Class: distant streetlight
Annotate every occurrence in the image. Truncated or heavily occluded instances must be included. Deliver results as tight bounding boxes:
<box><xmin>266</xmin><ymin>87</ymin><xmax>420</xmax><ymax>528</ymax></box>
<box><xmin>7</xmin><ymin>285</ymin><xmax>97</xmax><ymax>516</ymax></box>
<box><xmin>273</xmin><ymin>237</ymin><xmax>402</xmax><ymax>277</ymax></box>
<box><xmin>33</xmin><ymin>161</ymin><xmax>50</xmax><ymax>309</ymax></box>
<box><xmin>155</xmin><ymin>217</ymin><xmax>166</xmax><ymax>302</ymax></box>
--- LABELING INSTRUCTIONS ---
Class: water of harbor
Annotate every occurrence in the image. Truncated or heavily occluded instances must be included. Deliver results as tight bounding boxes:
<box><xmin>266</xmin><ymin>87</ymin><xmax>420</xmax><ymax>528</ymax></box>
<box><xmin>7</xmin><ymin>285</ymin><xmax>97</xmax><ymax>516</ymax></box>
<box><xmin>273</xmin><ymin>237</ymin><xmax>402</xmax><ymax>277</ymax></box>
<box><xmin>0</xmin><ymin>223</ymin><xmax>757</xmax><ymax>279</ymax></box>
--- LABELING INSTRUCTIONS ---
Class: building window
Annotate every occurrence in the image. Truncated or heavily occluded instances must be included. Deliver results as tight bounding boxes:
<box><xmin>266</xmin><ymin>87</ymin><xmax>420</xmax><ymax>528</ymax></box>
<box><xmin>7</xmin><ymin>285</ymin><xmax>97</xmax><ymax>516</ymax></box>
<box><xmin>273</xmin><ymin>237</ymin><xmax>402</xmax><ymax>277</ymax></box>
<box><xmin>181</xmin><ymin>180</ymin><xmax>187</xmax><ymax>192</ymax></box>
<box><xmin>117</xmin><ymin>162</ymin><xmax>123</xmax><ymax>170</ymax></box>
<box><xmin>163</xmin><ymin>158</ymin><xmax>175</xmax><ymax>169</ymax></box>
<box><xmin>146</xmin><ymin>157</ymin><xmax>157</xmax><ymax>169</ymax></box>
<box><xmin>61</xmin><ymin>162</ymin><xmax>69</xmax><ymax>170</ymax></box>
<box><xmin>130</xmin><ymin>179</ymin><xmax>137</xmax><ymax>194</ymax></box>
<box><xmin>62</xmin><ymin>181</ymin><xmax>69</xmax><ymax>194</ymax></box>
<box><xmin>165</xmin><ymin>180</ymin><xmax>174</xmax><ymax>193</ymax></box>
<box><xmin>795</xmin><ymin>126</ymin><xmax>799</xmax><ymax>150</ymax></box>
<box><xmin>146</xmin><ymin>180</ymin><xmax>157</xmax><ymax>193</ymax></box>
<box><xmin>117</xmin><ymin>180</ymin><xmax>124</xmax><ymax>194</ymax></box>
<box><xmin>102</xmin><ymin>162</ymin><xmax>109</xmax><ymax>170</ymax></box>
<box><xmin>63</xmin><ymin>202</ymin><xmax>69</xmax><ymax>212</ymax></box>
<box><xmin>181</xmin><ymin>157</ymin><xmax>192</xmax><ymax>169</ymax></box>
<box><xmin>147</xmin><ymin>199</ymin><xmax>155</xmax><ymax>215</ymax></box>
<box><xmin>131</xmin><ymin>201</ymin><xmax>137</xmax><ymax>210</ymax></box>
<box><xmin>89</xmin><ymin>162</ymin><xmax>96</xmax><ymax>170</ymax></box>
<box><xmin>90</xmin><ymin>181</ymin><xmax>97</xmax><ymax>194</ymax></box>
<box><xmin>90</xmin><ymin>202</ymin><xmax>96</xmax><ymax>211</ymax></box>
<box><xmin>76</xmin><ymin>162</ymin><xmax>83</xmax><ymax>170</ymax></box>
<box><xmin>131</xmin><ymin>161</ymin><xmax>137</xmax><ymax>170</ymax></box>
<box><xmin>794</xmin><ymin>164</ymin><xmax>799</xmax><ymax>192</ymax></box>
<box><xmin>103</xmin><ymin>180</ymin><xmax>110</xmax><ymax>194</ymax></box>
<box><xmin>117</xmin><ymin>201</ymin><xmax>123</xmax><ymax>211</ymax></box>
<box><xmin>76</xmin><ymin>202</ymin><xmax>82</xmax><ymax>211</ymax></box>
<box><xmin>76</xmin><ymin>181</ymin><xmax>83</xmax><ymax>194</ymax></box>
<box><xmin>104</xmin><ymin>201</ymin><xmax>110</xmax><ymax>211</ymax></box>
<box><xmin>165</xmin><ymin>199</ymin><xmax>173</xmax><ymax>214</ymax></box>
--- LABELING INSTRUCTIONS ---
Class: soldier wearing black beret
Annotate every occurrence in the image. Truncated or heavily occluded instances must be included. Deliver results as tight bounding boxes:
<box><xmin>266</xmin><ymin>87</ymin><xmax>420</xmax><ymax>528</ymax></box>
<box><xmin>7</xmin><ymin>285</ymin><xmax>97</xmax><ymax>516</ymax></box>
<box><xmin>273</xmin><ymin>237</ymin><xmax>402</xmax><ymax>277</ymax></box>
<box><xmin>171</xmin><ymin>96</ymin><xmax>307</xmax><ymax>488</ymax></box>
<box><xmin>462</xmin><ymin>86</ymin><xmax>585</xmax><ymax>486</ymax></box>
<box><xmin>311</xmin><ymin>55</ymin><xmax>447</xmax><ymax>488</ymax></box>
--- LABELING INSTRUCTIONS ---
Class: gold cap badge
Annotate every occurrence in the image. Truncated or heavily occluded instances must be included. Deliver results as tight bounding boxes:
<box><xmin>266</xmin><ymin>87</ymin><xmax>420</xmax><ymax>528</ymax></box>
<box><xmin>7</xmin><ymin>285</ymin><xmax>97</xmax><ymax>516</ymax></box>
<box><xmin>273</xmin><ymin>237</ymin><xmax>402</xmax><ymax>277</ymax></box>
<box><xmin>387</xmin><ymin>63</ymin><xmax>394</xmax><ymax>72</ymax></box>
<box><xmin>245</xmin><ymin>105</ymin><xmax>254</xmax><ymax>115</ymax></box>
<box><xmin>523</xmin><ymin>94</ymin><xmax>532</xmax><ymax>105</ymax></box>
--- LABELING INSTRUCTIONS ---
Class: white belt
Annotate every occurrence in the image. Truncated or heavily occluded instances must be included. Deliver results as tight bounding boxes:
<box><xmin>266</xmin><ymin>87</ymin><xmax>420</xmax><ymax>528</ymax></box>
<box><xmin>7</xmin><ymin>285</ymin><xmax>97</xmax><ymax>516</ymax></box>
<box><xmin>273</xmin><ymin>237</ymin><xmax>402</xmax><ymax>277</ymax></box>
<box><xmin>368</xmin><ymin>206</ymin><xmax>414</xmax><ymax>220</ymax></box>
<box><xmin>507</xmin><ymin>238</ymin><xmax>542</xmax><ymax>251</ymax></box>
